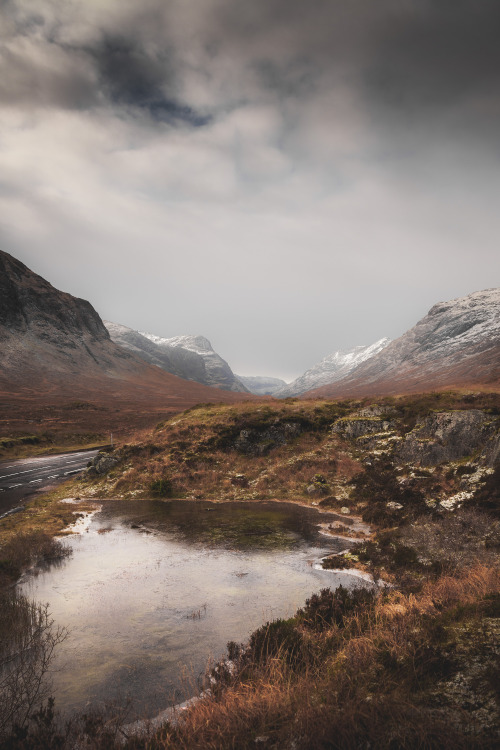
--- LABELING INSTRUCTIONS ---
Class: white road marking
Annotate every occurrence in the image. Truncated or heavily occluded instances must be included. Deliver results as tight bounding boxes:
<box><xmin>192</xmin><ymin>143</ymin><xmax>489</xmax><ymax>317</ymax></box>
<box><xmin>47</xmin><ymin>474</ymin><xmax>60</xmax><ymax>479</ymax></box>
<box><xmin>0</xmin><ymin>466</ymin><xmax>52</xmax><ymax>480</ymax></box>
<box><xmin>8</xmin><ymin>484</ymin><xmax>22</xmax><ymax>488</ymax></box>
<box><xmin>29</xmin><ymin>479</ymin><xmax>43</xmax><ymax>483</ymax></box>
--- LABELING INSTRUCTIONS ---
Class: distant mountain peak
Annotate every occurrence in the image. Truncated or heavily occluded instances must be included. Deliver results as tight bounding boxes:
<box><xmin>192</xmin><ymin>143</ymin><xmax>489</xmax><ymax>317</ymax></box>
<box><xmin>141</xmin><ymin>333</ymin><xmax>214</xmax><ymax>354</ymax></box>
<box><xmin>107</xmin><ymin>324</ymin><xmax>248</xmax><ymax>393</ymax></box>
<box><xmin>276</xmin><ymin>338</ymin><xmax>391</xmax><ymax>398</ymax></box>
<box><xmin>307</xmin><ymin>288</ymin><xmax>500</xmax><ymax>398</ymax></box>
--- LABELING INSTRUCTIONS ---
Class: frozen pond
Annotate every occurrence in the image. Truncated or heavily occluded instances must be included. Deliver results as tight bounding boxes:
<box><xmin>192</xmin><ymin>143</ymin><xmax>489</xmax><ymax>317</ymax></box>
<box><xmin>19</xmin><ymin>500</ymin><xmax>366</xmax><ymax>720</ymax></box>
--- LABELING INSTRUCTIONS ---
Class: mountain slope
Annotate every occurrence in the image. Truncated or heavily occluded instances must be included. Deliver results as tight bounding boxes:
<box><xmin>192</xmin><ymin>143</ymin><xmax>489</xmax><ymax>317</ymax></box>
<box><xmin>0</xmin><ymin>250</ymin><xmax>253</xmax><ymax>432</ymax></box>
<box><xmin>307</xmin><ymin>289</ymin><xmax>500</xmax><ymax>398</ymax></box>
<box><xmin>275</xmin><ymin>339</ymin><xmax>390</xmax><ymax>398</ymax></box>
<box><xmin>104</xmin><ymin>321</ymin><xmax>207</xmax><ymax>385</ymax></box>
<box><xmin>137</xmin><ymin>332</ymin><xmax>249</xmax><ymax>392</ymax></box>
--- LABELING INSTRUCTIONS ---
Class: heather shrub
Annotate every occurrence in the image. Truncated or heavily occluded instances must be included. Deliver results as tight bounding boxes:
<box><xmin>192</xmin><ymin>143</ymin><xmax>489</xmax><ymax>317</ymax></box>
<box><xmin>247</xmin><ymin>618</ymin><xmax>304</xmax><ymax>667</ymax></box>
<box><xmin>298</xmin><ymin>586</ymin><xmax>376</xmax><ymax>632</ymax></box>
<box><xmin>149</xmin><ymin>477</ymin><xmax>173</xmax><ymax>497</ymax></box>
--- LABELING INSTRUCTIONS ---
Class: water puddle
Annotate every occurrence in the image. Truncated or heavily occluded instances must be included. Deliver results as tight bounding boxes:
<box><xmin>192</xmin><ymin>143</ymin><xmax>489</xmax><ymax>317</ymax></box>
<box><xmin>18</xmin><ymin>500</ymin><xmax>368</xmax><ymax>720</ymax></box>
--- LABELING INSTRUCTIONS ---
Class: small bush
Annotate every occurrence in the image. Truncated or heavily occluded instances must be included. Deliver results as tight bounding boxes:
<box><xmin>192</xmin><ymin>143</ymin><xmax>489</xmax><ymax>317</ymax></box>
<box><xmin>150</xmin><ymin>477</ymin><xmax>173</xmax><ymax>497</ymax></box>
<box><xmin>321</xmin><ymin>554</ymin><xmax>353</xmax><ymax>570</ymax></box>
<box><xmin>247</xmin><ymin>618</ymin><xmax>304</xmax><ymax>667</ymax></box>
<box><xmin>299</xmin><ymin>586</ymin><xmax>375</xmax><ymax>632</ymax></box>
<box><xmin>0</xmin><ymin>532</ymin><xmax>71</xmax><ymax>587</ymax></box>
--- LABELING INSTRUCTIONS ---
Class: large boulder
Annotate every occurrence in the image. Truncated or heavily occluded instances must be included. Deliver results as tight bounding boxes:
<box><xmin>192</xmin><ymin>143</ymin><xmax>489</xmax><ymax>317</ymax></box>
<box><xmin>86</xmin><ymin>452</ymin><xmax>120</xmax><ymax>477</ymax></box>
<box><xmin>234</xmin><ymin>422</ymin><xmax>301</xmax><ymax>456</ymax></box>
<box><xmin>397</xmin><ymin>410</ymin><xmax>498</xmax><ymax>466</ymax></box>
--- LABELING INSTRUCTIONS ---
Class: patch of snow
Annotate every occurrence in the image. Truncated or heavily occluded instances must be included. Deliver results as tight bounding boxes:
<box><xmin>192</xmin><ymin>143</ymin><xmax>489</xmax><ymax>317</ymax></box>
<box><xmin>275</xmin><ymin>338</ymin><xmax>391</xmax><ymax>397</ymax></box>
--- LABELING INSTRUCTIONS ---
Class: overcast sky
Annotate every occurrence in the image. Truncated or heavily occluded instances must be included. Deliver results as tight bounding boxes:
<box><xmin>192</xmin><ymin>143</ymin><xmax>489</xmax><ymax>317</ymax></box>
<box><xmin>1</xmin><ymin>0</ymin><xmax>499</xmax><ymax>380</ymax></box>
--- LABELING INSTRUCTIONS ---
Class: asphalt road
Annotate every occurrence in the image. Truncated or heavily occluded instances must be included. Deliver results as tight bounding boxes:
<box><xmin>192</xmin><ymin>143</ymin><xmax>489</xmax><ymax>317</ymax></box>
<box><xmin>0</xmin><ymin>449</ymin><xmax>100</xmax><ymax>519</ymax></box>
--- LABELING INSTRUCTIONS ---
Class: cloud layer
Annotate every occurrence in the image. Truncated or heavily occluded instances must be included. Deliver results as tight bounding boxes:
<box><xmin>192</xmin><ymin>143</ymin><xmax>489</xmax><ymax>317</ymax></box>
<box><xmin>1</xmin><ymin>0</ymin><xmax>499</xmax><ymax>379</ymax></box>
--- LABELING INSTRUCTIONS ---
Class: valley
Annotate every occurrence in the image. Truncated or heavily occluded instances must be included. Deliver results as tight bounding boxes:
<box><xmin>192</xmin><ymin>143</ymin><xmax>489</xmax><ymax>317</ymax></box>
<box><xmin>0</xmin><ymin>249</ymin><xmax>499</xmax><ymax>748</ymax></box>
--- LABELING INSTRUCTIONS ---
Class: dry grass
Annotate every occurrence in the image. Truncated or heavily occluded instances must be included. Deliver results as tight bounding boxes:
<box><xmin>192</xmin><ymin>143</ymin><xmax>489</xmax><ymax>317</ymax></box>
<box><xmin>123</xmin><ymin>564</ymin><xmax>499</xmax><ymax>750</ymax></box>
<box><xmin>0</xmin><ymin>529</ymin><xmax>71</xmax><ymax>589</ymax></box>
<box><xmin>81</xmin><ymin>400</ymin><xmax>366</xmax><ymax>510</ymax></box>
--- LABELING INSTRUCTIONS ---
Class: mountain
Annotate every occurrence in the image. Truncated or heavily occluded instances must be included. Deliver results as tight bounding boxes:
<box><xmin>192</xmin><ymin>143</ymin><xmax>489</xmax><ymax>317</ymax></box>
<box><xmin>275</xmin><ymin>339</ymin><xmax>391</xmax><ymax>398</ymax></box>
<box><xmin>0</xmin><ymin>250</ymin><xmax>253</xmax><ymax>432</ymax></box>
<box><xmin>105</xmin><ymin>322</ymin><xmax>247</xmax><ymax>392</ymax></box>
<box><xmin>307</xmin><ymin>289</ymin><xmax>500</xmax><ymax>398</ymax></box>
<box><xmin>138</xmin><ymin>332</ymin><xmax>248</xmax><ymax>393</ymax></box>
<box><xmin>237</xmin><ymin>376</ymin><xmax>287</xmax><ymax>396</ymax></box>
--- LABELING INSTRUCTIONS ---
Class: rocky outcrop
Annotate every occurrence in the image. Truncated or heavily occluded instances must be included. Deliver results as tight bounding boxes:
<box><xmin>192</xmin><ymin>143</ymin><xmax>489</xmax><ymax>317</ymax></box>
<box><xmin>332</xmin><ymin>416</ymin><xmax>394</xmax><ymax>440</ymax></box>
<box><xmin>86</xmin><ymin>452</ymin><xmax>120</xmax><ymax>477</ymax></box>
<box><xmin>397</xmin><ymin>410</ymin><xmax>499</xmax><ymax>467</ymax></box>
<box><xmin>234</xmin><ymin>422</ymin><xmax>302</xmax><ymax>455</ymax></box>
<box><xmin>307</xmin><ymin>289</ymin><xmax>500</xmax><ymax>398</ymax></box>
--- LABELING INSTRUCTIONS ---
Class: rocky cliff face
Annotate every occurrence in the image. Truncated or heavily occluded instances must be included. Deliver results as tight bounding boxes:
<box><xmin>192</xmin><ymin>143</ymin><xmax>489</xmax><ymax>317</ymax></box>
<box><xmin>308</xmin><ymin>289</ymin><xmax>500</xmax><ymax>398</ymax></box>
<box><xmin>396</xmin><ymin>410</ymin><xmax>498</xmax><ymax>467</ymax></box>
<box><xmin>0</xmin><ymin>250</ymin><xmax>254</xmax><ymax>412</ymax></box>
<box><xmin>105</xmin><ymin>321</ymin><xmax>207</xmax><ymax>383</ymax></box>
<box><xmin>0</xmin><ymin>250</ymin><xmax>110</xmax><ymax>347</ymax></box>
<box><xmin>276</xmin><ymin>339</ymin><xmax>391</xmax><ymax>398</ymax></box>
<box><xmin>0</xmin><ymin>250</ymin><xmax>137</xmax><ymax>387</ymax></box>
<box><xmin>137</xmin><ymin>332</ymin><xmax>249</xmax><ymax>393</ymax></box>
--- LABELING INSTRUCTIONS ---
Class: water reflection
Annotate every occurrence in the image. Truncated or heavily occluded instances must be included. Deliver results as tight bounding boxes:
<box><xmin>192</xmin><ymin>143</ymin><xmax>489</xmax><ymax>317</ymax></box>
<box><xmin>19</xmin><ymin>500</ymin><xmax>364</xmax><ymax>720</ymax></box>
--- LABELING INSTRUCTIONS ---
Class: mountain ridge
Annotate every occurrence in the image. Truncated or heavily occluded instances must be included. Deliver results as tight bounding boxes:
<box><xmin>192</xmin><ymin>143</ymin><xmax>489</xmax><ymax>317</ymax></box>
<box><xmin>105</xmin><ymin>323</ymin><xmax>248</xmax><ymax>393</ymax></box>
<box><xmin>275</xmin><ymin>338</ymin><xmax>391</xmax><ymax>398</ymax></box>
<box><xmin>0</xmin><ymin>250</ymin><xmax>255</xmax><ymax>435</ymax></box>
<box><xmin>306</xmin><ymin>288</ymin><xmax>500</xmax><ymax>398</ymax></box>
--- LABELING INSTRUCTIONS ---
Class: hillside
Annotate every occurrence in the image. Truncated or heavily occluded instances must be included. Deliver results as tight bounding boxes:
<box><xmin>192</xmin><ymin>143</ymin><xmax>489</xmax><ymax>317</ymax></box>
<box><xmin>307</xmin><ymin>289</ymin><xmax>500</xmax><ymax>398</ymax></box>
<box><xmin>106</xmin><ymin>323</ymin><xmax>248</xmax><ymax>393</ymax></box>
<box><xmin>276</xmin><ymin>338</ymin><xmax>390</xmax><ymax>397</ymax></box>
<box><xmin>0</xmin><ymin>250</ymin><xmax>255</xmax><ymax>443</ymax></box>
<box><xmin>6</xmin><ymin>391</ymin><xmax>496</xmax><ymax>748</ymax></box>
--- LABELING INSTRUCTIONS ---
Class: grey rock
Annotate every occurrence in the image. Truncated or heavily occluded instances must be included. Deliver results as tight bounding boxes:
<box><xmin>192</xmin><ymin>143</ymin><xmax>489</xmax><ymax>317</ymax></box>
<box><xmin>86</xmin><ymin>452</ymin><xmax>120</xmax><ymax>477</ymax></box>
<box><xmin>332</xmin><ymin>417</ymin><xmax>393</xmax><ymax>440</ymax></box>
<box><xmin>234</xmin><ymin>422</ymin><xmax>301</xmax><ymax>455</ymax></box>
<box><xmin>397</xmin><ymin>410</ymin><xmax>498</xmax><ymax>466</ymax></box>
<box><xmin>306</xmin><ymin>484</ymin><xmax>328</xmax><ymax>497</ymax></box>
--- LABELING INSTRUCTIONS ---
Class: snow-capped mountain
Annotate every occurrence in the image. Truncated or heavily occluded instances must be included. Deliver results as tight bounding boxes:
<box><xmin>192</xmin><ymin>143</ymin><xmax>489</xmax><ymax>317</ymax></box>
<box><xmin>308</xmin><ymin>288</ymin><xmax>500</xmax><ymax>398</ymax></box>
<box><xmin>237</xmin><ymin>375</ymin><xmax>288</xmax><ymax>396</ymax></box>
<box><xmin>141</xmin><ymin>333</ymin><xmax>249</xmax><ymax>392</ymax></box>
<box><xmin>275</xmin><ymin>338</ymin><xmax>391</xmax><ymax>398</ymax></box>
<box><xmin>106</xmin><ymin>324</ymin><xmax>248</xmax><ymax>393</ymax></box>
<box><xmin>0</xmin><ymin>249</ymin><xmax>251</xmax><ymax>413</ymax></box>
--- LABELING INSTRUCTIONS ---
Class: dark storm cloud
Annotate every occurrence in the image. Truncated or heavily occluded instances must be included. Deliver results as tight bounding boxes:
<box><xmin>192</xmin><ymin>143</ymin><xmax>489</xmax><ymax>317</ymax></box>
<box><xmin>0</xmin><ymin>2</ymin><xmax>209</xmax><ymax>124</ymax></box>
<box><xmin>2</xmin><ymin>0</ymin><xmax>500</xmax><ymax>138</ymax></box>
<box><xmin>89</xmin><ymin>36</ymin><xmax>170</xmax><ymax>107</ymax></box>
<box><xmin>87</xmin><ymin>35</ymin><xmax>211</xmax><ymax>125</ymax></box>
<box><xmin>365</xmin><ymin>1</ymin><xmax>500</xmax><ymax>131</ymax></box>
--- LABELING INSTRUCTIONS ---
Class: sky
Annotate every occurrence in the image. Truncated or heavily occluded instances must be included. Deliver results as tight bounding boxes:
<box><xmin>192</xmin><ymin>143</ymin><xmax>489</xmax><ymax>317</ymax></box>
<box><xmin>1</xmin><ymin>0</ymin><xmax>499</xmax><ymax>381</ymax></box>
